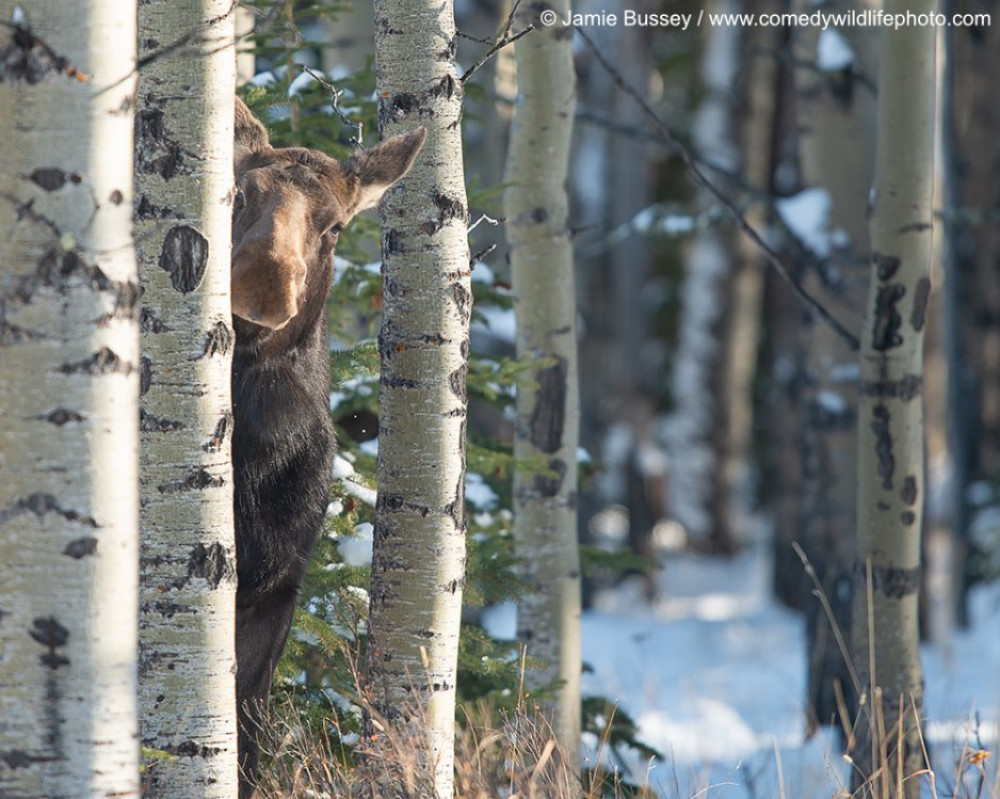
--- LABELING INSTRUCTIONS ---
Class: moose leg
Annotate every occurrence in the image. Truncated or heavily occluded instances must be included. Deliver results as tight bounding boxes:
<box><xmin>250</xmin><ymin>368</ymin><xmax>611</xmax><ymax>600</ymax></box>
<box><xmin>235</xmin><ymin>585</ymin><xmax>299</xmax><ymax>799</ymax></box>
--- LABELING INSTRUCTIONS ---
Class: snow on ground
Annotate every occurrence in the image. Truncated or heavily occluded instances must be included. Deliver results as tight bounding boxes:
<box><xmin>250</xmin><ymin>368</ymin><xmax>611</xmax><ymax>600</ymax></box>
<box><xmin>483</xmin><ymin>543</ymin><xmax>1000</xmax><ymax>798</ymax></box>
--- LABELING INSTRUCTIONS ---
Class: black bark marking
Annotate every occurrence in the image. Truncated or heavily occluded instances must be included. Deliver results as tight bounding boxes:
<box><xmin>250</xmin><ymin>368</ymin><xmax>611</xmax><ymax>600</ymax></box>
<box><xmin>872</xmin><ymin>253</ymin><xmax>901</xmax><ymax>281</ymax></box>
<box><xmin>382</xmin><ymin>374</ymin><xmax>427</xmax><ymax>389</ymax></box>
<box><xmin>910</xmin><ymin>277</ymin><xmax>930</xmax><ymax>332</ymax></box>
<box><xmin>161</xmin><ymin>740</ymin><xmax>221</xmax><ymax>758</ymax></box>
<box><xmin>28</xmin><ymin>168</ymin><xmax>80</xmax><ymax>192</ymax></box>
<box><xmin>854</xmin><ymin>561</ymin><xmax>921</xmax><ymax>598</ymax></box>
<box><xmin>136</xmin><ymin>194</ymin><xmax>180</xmax><ymax>220</ymax></box>
<box><xmin>201</xmin><ymin>320</ymin><xmax>233</xmax><ymax>357</ymax></box>
<box><xmin>109</xmin><ymin>189</ymin><xmax>124</xmax><ymax>205</ymax></box>
<box><xmin>57</xmin><ymin>347</ymin><xmax>132</xmax><ymax>376</ymax></box>
<box><xmin>63</xmin><ymin>536</ymin><xmax>98</xmax><ymax>559</ymax></box>
<box><xmin>384</xmin><ymin>229</ymin><xmax>405</xmax><ymax>256</ymax></box>
<box><xmin>114</xmin><ymin>280</ymin><xmax>142</xmax><ymax>321</ymax></box>
<box><xmin>203</xmin><ymin>412</ymin><xmax>232</xmax><ymax>452</ymax></box>
<box><xmin>140</xmin><ymin>409</ymin><xmax>185</xmax><ymax>432</ymax></box>
<box><xmin>870</xmin><ymin>404</ymin><xmax>894</xmax><ymax>490</ymax></box>
<box><xmin>140</xmin><ymin>356</ymin><xmax>152</xmax><ymax>396</ymax></box>
<box><xmin>186</xmin><ymin>542</ymin><xmax>234</xmax><ymax>588</ymax></box>
<box><xmin>136</xmin><ymin>107</ymin><xmax>187</xmax><ymax>180</ymax></box>
<box><xmin>449</xmin><ymin>363</ymin><xmax>468</xmax><ymax>402</ymax></box>
<box><xmin>429</xmin><ymin>74</ymin><xmax>457</xmax><ymax>100</ymax></box>
<box><xmin>898</xmin><ymin>222</ymin><xmax>931</xmax><ymax>234</ymax></box>
<box><xmin>1</xmin><ymin>319</ymin><xmax>42</xmax><ymax>344</ymax></box>
<box><xmin>140</xmin><ymin>306</ymin><xmax>170</xmax><ymax>333</ymax></box>
<box><xmin>142</xmin><ymin>600</ymin><xmax>197</xmax><ymax>619</ymax></box>
<box><xmin>1</xmin><ymin>749</ymin><xmax>41</xmax><ymax>769</ymax></box>
<box><xmin>872</xmin><ymin>283</ymin><xmax>905</xmax><ymax>351</ymax></box>
<box><xmin>901</xmin><ymin>511</ymin><xmax>916</xmax><ymax>526</ymax></box>
<box><xmin>159</xmin><ymin>225</ymin><xmax>209</xmax><ymax>293</ymax></box>
<box><xmin>14</xmin><ymin>248</ymin><xmax>136</xmax><ymax>313</ymax></box>
<box><xmin>389</xmin><ymin>92</ymin><xmax>420</xmax><ymax>117</ymax></box>
<box><xmin>30</xmin><ymin>616</ymin><xmax>70</xmax><ymax>669</ymax></box>
<box><xmin>157</xmin><ymin>467</ymin><xmax>224</xmax><ymax>495</ymax></box>
<box><xmin>901</xmin><ymin>476</ymin><xmax>918</xmax><ymax>506</ymax></box>
<box><xmin>435</xmin><ymin>192</ymin><xmax>467</xmax><ymax>224</ymax></box>
<box><xmin>0</xmin><ymin>493</ymin><xmax>98</xmax><ymax>527</ymax></box>
<box><xmin>451</xmin><ymin>283</ymin><xmax>471</xmax><ymax>322</ymax></box>
<box><xmin>534</xmin><ymin>457</ymin><xmax>567</xmax><ymax>498</ymax></box>
<box><xmin>37</xmin><ymin>408</ymin><xmax>84</xmax><ymax>425</ymax></box>
<box><xmin>0</xmin><ymin>19</ymin><xmax>76</xmax><ymax>84</ymax></box>
<box><xmin>530</xmin><ymin>357</ymin><xmax>567</xmax><ymax>454</ymax></box>
<box><xmin>860</xmin><ymin>375</ymin><xmax>922</xmax><ymax>401</ymax></box>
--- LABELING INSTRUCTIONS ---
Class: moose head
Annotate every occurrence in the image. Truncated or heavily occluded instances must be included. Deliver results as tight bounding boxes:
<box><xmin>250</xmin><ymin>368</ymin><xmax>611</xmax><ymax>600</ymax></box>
<box><xmin>231</xmin><ymin>98</ymin><xmax>426</xmax><ymax>332</ymax></box>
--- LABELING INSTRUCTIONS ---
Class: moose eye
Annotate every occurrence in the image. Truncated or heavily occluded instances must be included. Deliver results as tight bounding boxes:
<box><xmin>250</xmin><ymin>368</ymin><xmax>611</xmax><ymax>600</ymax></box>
<box><xmin>233</xmin><ymin>188</ymin><xmax>246</xmax><ymax>214</ymax></box>
<box><xmin>326</xmin><ymin>223</ymin><xmax>343</xmax><ymax>237</ymax></box>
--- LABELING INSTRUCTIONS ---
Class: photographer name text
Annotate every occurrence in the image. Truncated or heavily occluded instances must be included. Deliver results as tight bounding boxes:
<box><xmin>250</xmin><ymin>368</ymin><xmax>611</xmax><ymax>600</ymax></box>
<box><xmin>540</xmin><ymin>9</ymin><xmax>699</xmax><ymax>28</ymax></box>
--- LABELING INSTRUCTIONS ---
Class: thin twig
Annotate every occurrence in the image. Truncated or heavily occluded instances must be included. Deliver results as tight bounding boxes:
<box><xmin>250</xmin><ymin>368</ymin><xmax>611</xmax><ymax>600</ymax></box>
<box><xmin>792</xmin><ymin>542</ymin><xmax>863</xmax><ymax>698</ymax></box>
<box><xmin>460</xmin><ymin>0</ymin><xmax>533</xmax><ymax>84</ymax></box>
<box><xmin>301</xmin><ymin>66</ymin><xmax>364</xmax><ymax>147</ymax></box>
<box><xmin>574</xmin><ymin>25</ymin><xmax>861</xmax><ymax>352</ymax></box>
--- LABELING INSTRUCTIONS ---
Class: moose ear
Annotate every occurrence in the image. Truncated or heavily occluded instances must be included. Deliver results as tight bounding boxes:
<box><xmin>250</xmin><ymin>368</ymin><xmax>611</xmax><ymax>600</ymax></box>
<box><xmin>235</xmin><ymin>96</ymin><xmax>270</xmax><ymax>167</ymax></box>
<box><xmin>348</xmin><ymin>127</ymin><xmax>427</xmax><ymax>212</ymax></box>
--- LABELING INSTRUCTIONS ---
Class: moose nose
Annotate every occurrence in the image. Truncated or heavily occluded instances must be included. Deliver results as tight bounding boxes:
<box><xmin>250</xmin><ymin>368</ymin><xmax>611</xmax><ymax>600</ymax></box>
<box><xmin>231</xmin><ymin>241</ymin><xmax>306</xmax><ymax>330</ymax></box>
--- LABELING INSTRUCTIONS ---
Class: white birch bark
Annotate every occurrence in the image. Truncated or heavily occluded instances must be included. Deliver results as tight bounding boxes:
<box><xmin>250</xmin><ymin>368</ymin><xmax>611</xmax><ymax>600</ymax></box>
<box><xmin>851</xmin><ymin>2</ymin><xmax>936</xmax><ymax>792</ymax></box>
<box><xmin>135</xmin><ymin>3</ymin><xmax>239</xmax><ymax>796</ymax></box>
<box><xmin>503</xmin><ymin>0</ymin><xmax>581</xmax><ymax>768</ymax></box>
<box><xmin>0</xmin><ymin>2</ymin><xmax>140</xmax><ymax>795</ymax></box>
<box><xmin>364</xmin><ymin>1</ymin><xmax>471</xmax><ymax>796</ymax></box>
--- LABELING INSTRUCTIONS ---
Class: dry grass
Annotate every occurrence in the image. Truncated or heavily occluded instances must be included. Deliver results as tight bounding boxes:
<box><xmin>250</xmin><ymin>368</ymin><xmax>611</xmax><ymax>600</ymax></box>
<box><xmin>254</xmin><ymin>693</ymin><xmax>653</xmax><ymax>799</ymax></box>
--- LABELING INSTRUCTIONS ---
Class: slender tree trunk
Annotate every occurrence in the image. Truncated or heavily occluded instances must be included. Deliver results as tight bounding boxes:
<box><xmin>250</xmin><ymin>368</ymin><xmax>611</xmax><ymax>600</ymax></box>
<box><xmin>951</xmin><ymin>0</ymin><xmax>1000</xmax><ymax>622</ymax></box>
<box><xmin>503</xmin><ymin>0</ymin><xmax>581</xmax><ymax>768</ymax></box>
<box><xmin>135</xmin><ymin>3</ymin><xmax>239</xmax><ymax>796</ymax></box>
<box><xmin>364</xmin><ymin>0</ymin><xmax>471</xmax><ymax>795</ymax></box>
<box><xmin>663</xmin><ymin>0</ymin><xmax>741</xmax><ymax>551</ymax></box>
<box><xmin>850</xmin><ymin>3</ymin><xmax>936</xmax><ymax>793</ymax></box>
<box><xmin>713</xmin><ymin>0</ymin><xmax>779</xmax><ymax>553</ymax></box>
<box><xmin>0</xmin><ymin>2</ymin><xmax>140</xmax><ymax>796</ymax></box>
<box><xmin>792</xmin><ymin>3</ymin><xmax>878</xmax><ymax>733</ymax></box>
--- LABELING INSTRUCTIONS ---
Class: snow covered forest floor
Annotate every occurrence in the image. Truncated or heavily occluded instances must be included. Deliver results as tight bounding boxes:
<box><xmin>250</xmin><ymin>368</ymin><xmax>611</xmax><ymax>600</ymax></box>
<box><xmin>484</xmin><ymin>541</ymin><xmax>1000</xmax><ymax>798</ymax></box>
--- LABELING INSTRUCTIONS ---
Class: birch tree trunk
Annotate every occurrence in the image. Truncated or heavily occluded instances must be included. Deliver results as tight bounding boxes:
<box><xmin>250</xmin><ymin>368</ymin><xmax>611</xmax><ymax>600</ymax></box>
<box><xmin>364</xmin><ymin>0</ymin><xmax>471</xmax><ymax>795</ymax></box>
<box><xmin>135</xmin><ymin>3</ymin><xmax>239</xmax><ymax>796</ymax></box>
<box><xmin>851</xmin><ymin>3</ymin><xmax>936</xmax><ymax>792</ymax></box>
<box><xmin>503</xmin><ymin>0</ymin><xmax>581</xmax><ymax>767</ymax></box>
<box><xmin>792</xmin><ymin>5</ymin><xmax>878</xmax><ymax>733</ymax></box>
<box><xmin>0</xmin><ymin>2</ymin><xmax>140</xmax><ymax>796</ymax></box>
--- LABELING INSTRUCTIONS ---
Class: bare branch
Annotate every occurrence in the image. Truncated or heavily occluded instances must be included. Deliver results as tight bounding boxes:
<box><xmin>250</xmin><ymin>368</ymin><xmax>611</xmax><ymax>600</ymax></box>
<box><xmin>301</xmin><ymin>66</ymin><xmax>364</xmax><ymax>147</ymax></box>
<box><xmin>574</xmin><ymin>25</ymin><xmax>861</xmax><ymax>352</ymax></box>
<box><xmin>460</xmin><ymin>0</ymin><xmax>534</xmax><ymax>84</ymax></box>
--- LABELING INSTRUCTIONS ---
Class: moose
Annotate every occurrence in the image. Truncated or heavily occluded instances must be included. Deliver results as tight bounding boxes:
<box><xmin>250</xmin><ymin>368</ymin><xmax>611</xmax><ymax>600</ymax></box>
<box><xmin>231</xmin><ymin>97</ymin><xmax>425</xmax><ymax>796</ymax></box>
